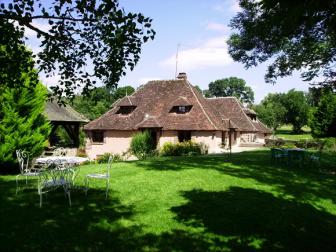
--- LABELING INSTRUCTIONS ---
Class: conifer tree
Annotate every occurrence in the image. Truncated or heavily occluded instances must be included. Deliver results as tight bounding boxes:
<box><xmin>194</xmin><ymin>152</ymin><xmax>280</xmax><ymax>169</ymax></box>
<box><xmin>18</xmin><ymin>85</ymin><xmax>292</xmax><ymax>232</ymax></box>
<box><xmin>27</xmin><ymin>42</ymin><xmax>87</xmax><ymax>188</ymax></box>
<box><xmin>0</xmin><ymin>47</ymin><xmax>51</xmax><ymax>166</ymax></box>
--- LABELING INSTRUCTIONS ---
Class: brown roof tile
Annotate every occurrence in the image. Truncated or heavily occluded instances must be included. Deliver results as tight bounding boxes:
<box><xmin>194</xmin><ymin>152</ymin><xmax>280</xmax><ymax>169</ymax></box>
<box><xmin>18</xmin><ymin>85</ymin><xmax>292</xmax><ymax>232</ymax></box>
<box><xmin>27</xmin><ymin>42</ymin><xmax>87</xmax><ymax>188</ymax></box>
<box><xmin>45</xmin><ymin>101</ymin><xmax>88</xmax><ymax>123</ymax></box>
<box><xmin>84</xmin><ymin>79</ymin><xmax>228</xmax><ymax>131</ymax></box>
<box><xmin>207</xmin><ymin>97</ymin><xmax>258</xmax><ymax>132</ymax></box>
<box><xmin>253</xmin><ymin>120</ymin><xmax>273</xmax><ymax>134</ymax></box>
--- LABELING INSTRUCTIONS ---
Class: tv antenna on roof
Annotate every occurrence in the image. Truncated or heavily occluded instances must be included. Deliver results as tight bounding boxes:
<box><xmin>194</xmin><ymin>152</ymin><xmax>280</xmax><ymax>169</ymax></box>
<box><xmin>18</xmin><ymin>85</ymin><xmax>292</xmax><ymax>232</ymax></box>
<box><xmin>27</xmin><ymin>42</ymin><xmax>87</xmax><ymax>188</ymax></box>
<box><xmin>175</xmin><ymin>43</ymin><xmax>181</xmax><ymax>79</ymax></box>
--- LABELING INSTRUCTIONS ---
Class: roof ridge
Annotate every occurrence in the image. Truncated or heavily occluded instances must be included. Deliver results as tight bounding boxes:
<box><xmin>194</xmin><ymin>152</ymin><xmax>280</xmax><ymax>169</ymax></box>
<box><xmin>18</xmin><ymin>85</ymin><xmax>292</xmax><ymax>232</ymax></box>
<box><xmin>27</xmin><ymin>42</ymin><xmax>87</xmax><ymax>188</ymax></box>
<box><xmin>206</xmin><ymin>96</ymin><xmax>237</xmax><ymax>100</ymax></box>
<box><xmin>126</xmin><ymin>95</ymin><xmax>133</xmax><ymax>105</ymax></box>
<box><xmin>186</xmin><ymin>80</ymin><xmax>218</xmax><ymax>130</ymax></box>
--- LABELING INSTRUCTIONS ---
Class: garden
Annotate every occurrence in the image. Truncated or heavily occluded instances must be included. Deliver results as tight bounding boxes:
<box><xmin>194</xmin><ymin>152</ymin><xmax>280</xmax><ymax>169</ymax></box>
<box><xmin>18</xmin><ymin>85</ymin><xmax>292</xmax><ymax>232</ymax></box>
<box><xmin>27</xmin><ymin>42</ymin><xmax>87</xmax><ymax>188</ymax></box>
<box><xmin>1</xmin><ymin>150</ymin><xmax>335</xmax><ymax>251</ymax></box>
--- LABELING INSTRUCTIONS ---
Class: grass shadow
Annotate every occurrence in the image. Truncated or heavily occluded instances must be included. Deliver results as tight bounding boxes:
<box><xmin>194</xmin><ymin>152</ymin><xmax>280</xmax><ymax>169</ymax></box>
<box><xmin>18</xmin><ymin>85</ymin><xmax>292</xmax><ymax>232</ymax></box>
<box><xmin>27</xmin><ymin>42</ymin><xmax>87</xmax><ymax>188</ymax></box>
<box><xmin>172</xmin><ymin>187</ymin><xmax>336</xmax><ymax>251</ymax></box>
<box><xmin>0</xmin><ymin>178</ymin><xmax>227</xmax><ymax>251</ymax></box>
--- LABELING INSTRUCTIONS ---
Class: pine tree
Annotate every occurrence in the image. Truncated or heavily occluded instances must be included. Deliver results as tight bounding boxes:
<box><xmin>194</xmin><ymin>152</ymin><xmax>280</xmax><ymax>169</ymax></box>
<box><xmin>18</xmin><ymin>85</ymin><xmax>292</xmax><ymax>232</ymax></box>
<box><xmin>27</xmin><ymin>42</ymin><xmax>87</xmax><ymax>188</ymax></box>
<box><xmin>0</xmin><ymin>49</ymin><xmax>51</xmax><ymax>166</ymax></box>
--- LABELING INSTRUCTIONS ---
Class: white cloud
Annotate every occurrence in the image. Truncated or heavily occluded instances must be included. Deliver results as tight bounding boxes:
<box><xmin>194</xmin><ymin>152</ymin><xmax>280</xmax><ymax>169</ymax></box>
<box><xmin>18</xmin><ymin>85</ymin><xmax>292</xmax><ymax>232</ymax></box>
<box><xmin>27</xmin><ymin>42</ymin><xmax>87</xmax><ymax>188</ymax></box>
<box><xmin>205</xmin><ymin>21</ymin><xmax>229</xmax><ymax>33</ymax></box>
<box><xmin>160</xmin><ymin>36</ymin><xmax>233</xmax><ymax>72</ymax></box>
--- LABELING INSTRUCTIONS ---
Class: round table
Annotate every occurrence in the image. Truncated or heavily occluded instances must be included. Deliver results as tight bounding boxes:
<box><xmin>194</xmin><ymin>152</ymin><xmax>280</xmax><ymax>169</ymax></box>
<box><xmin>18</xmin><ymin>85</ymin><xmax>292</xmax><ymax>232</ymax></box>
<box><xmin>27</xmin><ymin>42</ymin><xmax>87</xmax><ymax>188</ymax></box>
<box><xmin>36</xmin><ymin>156</ymin><xmax>89</xmax><ymax>165</ymax></box>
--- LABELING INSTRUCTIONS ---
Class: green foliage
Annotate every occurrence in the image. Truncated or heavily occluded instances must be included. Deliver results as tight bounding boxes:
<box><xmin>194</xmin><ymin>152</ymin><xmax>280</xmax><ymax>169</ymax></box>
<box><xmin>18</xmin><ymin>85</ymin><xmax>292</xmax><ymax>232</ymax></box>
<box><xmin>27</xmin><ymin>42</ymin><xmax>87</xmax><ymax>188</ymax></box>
<box><xmin>0</xmin><ymin>1</ymin><xmax>155</xmax><ymax>99</ymax></box>
<box><xmin>254</xmin><ymin>93</ymin><xmax>287</xmax><ymax>130</ymax></box>
<box><xmin>228</xmin><ymin>0</ymin><xmax>336</xmax><ymax>88</ymax></box>
<box><xmin>206</xmin><ymin>77</ymin><xmax>254</xmax><ymax>104</ymax></box>
<box><xmin>281</xmin><ymin>143</ymin><xmax>297</xmax><ymax>149</ymax></box>
<box><xmin>96</xmin><ymin>153</ymin><xmax>123</xmax><ymax>163</ymax></box>
<box><xmin>72</xmin><ymin>86</ymin><xmax>135</xmax><ymax>120</ymax></box>
<box><xmin>310</xmin><ymin>92</ymin><xmax>336</xmax><ymax>137</ymax></box>
<box><xmin>282</xmin><ymin>90</ymin><xmax>310</xmax><ymax>133</ymax></box>
<box><xmin>113</xmin><ymin>86</ymin><xmax>135</xmax><ymax>100</ymax></box>
<box><xmin>322</xmin><ymin>138</ymin><xmax>336</xmax><ymax>152</ymax></box>
<box><xmin>160</xmin><ymin>141</ymin><xmax>207</xmax><ymax>156</ymax></box>
<box><xmin>130</xmin><ymin>131</ymin><xmax>156</xmax><ymax>160</ymax></box>
<box><xmin>255</xmin><ymin>90</ymin><xmax>309</xmax><ymax>133</ymax></box>
<box><xmin>0</xmin><ymin>72</ymin><xmax>51</xmax><ymax>165</ymax></box>
<box><xmin>55</xmin><ymin>127</ymin><xmax>73</xmax><ymax>147</ymax></box>
<box><xmin>96</xmin><ymin>153</ymin><xmax>111</xmax><ymax>164</ymax></box>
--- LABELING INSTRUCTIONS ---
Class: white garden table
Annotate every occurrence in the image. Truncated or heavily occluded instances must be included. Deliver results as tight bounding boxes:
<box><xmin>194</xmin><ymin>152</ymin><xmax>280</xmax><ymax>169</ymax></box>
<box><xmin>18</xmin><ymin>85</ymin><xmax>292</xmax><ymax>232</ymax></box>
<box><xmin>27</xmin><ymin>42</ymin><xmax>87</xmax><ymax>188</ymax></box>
<box><xmin>36</xmin><ymin>156</ymin><xmax>89</xmax><ymax>207</ymax></box>
<box><xmin>36</xmin><ymin>156</ymin><xmax>89</xmax><ymax>165</ymax></box>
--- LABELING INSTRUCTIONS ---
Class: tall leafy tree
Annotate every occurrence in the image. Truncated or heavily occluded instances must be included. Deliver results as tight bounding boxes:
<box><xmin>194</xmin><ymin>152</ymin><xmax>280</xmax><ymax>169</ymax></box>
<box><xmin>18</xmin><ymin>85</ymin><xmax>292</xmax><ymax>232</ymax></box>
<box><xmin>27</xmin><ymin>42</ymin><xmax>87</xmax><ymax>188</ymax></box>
<box><xmin>255</xmin><ymin>90</ymin><xmax>310</xmax><ymax>133</ymax></box>
<box><xmin>206</xmin><ymin>77</ymin><xmax>254</xmax><ymax>104</ymax></box>
<box><xmin>228</xmin><ymin>0</ymin><xmax>336</xmax><ymax>88</ymax></box>
<box><xmin>310</xmin><ymin>92</ymin><xmax>336</xmax><ymax>137</ymax></box>
<box><xmin>0</xmin><ymin>47</ymin><xmax>51</xmax><ymax>166</ymax></box>
<box><xmin>282</xmin><ymin>90</ymin><xmax>310</xmax><ymax>133</ymax></box>
<box><xmin>254</xmin><ymin>93</ymin><xmax>286</xmax><ymax>131</ymax></box>
<box><xmin>0</xmin><ymin>0</ymin><xmax>155</xmax><ymax>99</ymax></box>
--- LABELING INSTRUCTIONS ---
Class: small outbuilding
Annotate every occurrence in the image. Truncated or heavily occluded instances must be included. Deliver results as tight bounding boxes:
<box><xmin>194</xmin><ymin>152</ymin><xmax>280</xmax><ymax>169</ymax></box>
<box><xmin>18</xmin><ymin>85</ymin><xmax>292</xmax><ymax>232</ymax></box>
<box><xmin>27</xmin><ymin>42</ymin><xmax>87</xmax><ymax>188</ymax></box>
<box><xmin>45</xmin><ymin>101</ymin><xmax>89</xmax><ymax>148</ymax></box>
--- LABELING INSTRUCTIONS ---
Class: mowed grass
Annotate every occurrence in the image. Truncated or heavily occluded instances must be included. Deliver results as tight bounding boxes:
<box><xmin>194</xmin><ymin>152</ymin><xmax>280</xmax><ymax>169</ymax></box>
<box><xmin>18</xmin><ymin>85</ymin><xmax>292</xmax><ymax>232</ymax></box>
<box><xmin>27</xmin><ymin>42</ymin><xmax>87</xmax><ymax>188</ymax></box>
<box><xmin>1</xmin><ymin>150</ymin><xmax>336</xmax><ymax>251</ymax></box>
<box><xmin>275</xmin><ymin>125</ymin><xmax>313</xmax><ymax>141</ymax></box>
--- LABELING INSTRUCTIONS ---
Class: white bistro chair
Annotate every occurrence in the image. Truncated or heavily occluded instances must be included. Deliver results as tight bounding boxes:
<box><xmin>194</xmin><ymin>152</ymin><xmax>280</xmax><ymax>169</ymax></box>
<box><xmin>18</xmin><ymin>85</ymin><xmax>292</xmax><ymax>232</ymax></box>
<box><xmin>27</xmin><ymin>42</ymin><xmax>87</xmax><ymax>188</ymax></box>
<box><xmin>38</xmin><ymin>159</ymin><xmax>73</xmax><ymax>207</ymax></box>
<box><xmin>85</xmin><ymin>155</ymin><xmax>113</xmax><ymax>199</ymax></box>
<box><xmin>16</xmin><ymin>150</ymin><xmax>39</xmax><ymax>194</ymax></box>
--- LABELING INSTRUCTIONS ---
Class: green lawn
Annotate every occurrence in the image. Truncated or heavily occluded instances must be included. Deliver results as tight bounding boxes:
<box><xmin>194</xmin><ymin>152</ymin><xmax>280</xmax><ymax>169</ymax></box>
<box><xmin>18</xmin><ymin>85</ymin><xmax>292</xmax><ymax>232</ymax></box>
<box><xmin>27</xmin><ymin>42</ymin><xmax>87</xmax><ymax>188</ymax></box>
<box><xmin>1</xmin><ymin>150</ymin><xmax>336</xmax><ymax>251</ymax></box>
<box><xmin>275</xmin><ymin>125</ymin><xmax>313</xmax><ymax>141</ymax></box>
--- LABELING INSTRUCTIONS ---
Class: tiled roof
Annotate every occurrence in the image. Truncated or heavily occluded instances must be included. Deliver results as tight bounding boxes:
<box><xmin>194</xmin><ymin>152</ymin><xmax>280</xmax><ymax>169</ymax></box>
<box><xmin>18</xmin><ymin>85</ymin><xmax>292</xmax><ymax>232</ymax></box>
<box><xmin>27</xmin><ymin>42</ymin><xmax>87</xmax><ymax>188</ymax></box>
<box><xmin>253</xmin><ymin>120</ymin><xmax>273</xmax><ymax>134</ymax></box>
<box><xmin>207</xmin><ymin>97</ymin><xmax>258</xmax><ymax>132</ymax></box>
<box><xmin>136</xmin><ymin>116</ymin><xmax>162</xmax><ymax>128</ymax></box>
<box><xmin>45</xmin><ymin>101</ymin><xmax>89</xmax><ymax>123</ymax></box>
<box><xmin>84</xmin><ymin>79</ymin><xmax>272</xmax><ymax>134</ymax></box>
<box><xmin>84</xmin><ymin>79</ymin><xmax>228</xmax><ymax>131</ymax></box>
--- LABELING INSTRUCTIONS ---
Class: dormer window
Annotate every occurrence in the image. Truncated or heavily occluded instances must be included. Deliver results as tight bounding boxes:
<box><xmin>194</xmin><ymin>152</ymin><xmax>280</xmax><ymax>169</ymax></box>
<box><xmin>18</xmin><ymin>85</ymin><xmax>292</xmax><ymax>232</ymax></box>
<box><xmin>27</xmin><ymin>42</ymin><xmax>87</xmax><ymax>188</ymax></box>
<box><xmin>116</xmin><ymin>106</ymin><xmax>136</xmax><ymax>115</ymax></box>
<box><xmin>170</xmin><ymin>105</ymin><xmax>192</xmax><ymax>114</ymax></box>
<box><xmin>178</xmin><ymin>106</ymin><xmax>186</xmax><ymax>113</ymax></box>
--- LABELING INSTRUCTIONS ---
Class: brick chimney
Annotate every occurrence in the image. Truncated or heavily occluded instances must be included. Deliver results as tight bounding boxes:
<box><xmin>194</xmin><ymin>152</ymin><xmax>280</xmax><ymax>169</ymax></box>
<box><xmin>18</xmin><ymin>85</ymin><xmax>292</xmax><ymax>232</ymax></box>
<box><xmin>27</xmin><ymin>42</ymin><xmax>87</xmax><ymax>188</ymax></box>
<box><xmin>177</xmin><ymin>72</ymin><xmax>187</xmax><ymax>80</ymax></box>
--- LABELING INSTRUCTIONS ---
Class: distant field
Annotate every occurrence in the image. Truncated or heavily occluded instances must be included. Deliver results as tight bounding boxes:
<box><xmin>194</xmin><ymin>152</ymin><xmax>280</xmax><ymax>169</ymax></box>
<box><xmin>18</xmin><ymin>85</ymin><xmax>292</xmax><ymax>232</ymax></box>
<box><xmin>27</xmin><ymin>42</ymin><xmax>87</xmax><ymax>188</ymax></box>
<box><xmin>275</xmin><ymin>125</ymin><xmax>313</xmax><ymax>140</ymax></box>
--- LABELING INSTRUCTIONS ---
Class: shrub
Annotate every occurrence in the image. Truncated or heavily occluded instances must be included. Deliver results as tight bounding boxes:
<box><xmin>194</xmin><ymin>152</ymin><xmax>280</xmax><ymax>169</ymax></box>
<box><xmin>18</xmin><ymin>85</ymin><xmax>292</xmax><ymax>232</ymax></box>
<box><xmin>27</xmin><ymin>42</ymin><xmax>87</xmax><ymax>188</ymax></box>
<box><xmin>96</xmin><ymin>153</ymin><xmax>111</xmax><ymax>163</ymax></box>
<box><xmin>322</xmin><ymin>138</ymin><xmax>336</xmax><ymax>152</ymax></box>
<box><xmin>281</xmin><ymin>143</ymin><xmax>297</xmax><ymax>149</ymax></box>
<box><xmin>130</xmin><ymin>131</ymin><xmax>156</xmax><ymax>160</ymax></box>
<box><xmin>265</xmin><ymin>138</ymin><xmax>322</xmax><ymax>150</ymax></box>
<box><xmin>160</xmin><ymin>141</ymin><xmax>207</xmax><ymax>156</ymax></box>
<box><xmin>96</xmin><ymin>153</ymin><xmax>123</xmax><ymax>163</ymax></box>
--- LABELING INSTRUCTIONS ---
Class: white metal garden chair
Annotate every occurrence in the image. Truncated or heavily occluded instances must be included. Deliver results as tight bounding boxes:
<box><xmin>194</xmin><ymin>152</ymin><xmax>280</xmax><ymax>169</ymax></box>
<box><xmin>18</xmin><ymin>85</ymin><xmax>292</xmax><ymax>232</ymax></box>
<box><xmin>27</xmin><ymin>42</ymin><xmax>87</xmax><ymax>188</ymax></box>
<box><xmin>16</xmin><ymin>150</ymin><xmax>40</xmax><ymax>194</ymax></box>
<box><xmin>85</xmin><ymin>155</ymin><xmax>113</xmax><ymax>199</ymax></box>
<box><xmin>53</xmin><ymin>147</ymin><xmax>67</xmax><ymax>156</ymax></box>
<box><xmin>37</xmin><ymin>159</ymin><xmax>73</xmax><ymax>207</ymax></box>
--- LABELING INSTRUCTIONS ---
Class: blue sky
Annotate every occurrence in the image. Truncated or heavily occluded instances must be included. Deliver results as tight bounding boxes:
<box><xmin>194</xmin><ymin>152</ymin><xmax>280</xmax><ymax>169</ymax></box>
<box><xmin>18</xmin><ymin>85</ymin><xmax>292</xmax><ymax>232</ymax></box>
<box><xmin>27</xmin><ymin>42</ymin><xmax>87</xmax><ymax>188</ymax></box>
<box><xmin>24</xmin><ymin>0</ymin><xmax>310</xmax><ymax>103</ymax></box>
<box><xmin>117</xmin><ymin>0</ymin><xmax>310</xmax><ymax>103</ymax></box>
